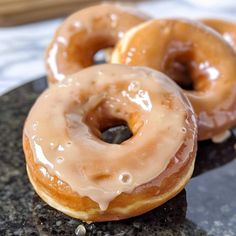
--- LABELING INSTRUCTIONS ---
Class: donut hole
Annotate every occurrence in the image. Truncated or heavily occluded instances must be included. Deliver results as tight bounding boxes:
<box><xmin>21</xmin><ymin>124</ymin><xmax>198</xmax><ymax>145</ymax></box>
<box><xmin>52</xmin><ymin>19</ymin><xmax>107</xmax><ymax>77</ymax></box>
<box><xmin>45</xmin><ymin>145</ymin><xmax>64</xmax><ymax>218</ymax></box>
<box><xmin>93</xmin><ymin>48</ymin><xmax>113</xmax><ymax>64</ymax></box>
<box><xmin>162</xmin><ymin>41</ymin><xmax>215</xmax><ymax>92</ymax></box>
<box><xmin>162</xmin><ymin>42</ymin><xmax>195</xmax><ymax>91</ymax></box>
<box><xmin>101</xmin><ymin>122</ymin><xmax>133</xmax><ymax>144</ymax></box>
<box><xmin>84</xmin><ymin>102</ymin><xmax>133</xmax><ymax>144</ymax></box>
<box><xmin>164</xmin><ymin>59</ymin><xmax>195</xmax><ymax>90</ymax></box>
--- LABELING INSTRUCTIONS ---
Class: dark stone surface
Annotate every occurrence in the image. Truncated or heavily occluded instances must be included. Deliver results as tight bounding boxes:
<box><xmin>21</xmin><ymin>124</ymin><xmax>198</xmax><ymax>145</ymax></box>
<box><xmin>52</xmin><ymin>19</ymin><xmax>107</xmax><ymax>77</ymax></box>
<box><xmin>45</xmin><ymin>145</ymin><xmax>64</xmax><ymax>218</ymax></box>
<box><xmin>0</xmin><ymin>78</ymin><xmax>235</xmax><ymax>236</ymax></box>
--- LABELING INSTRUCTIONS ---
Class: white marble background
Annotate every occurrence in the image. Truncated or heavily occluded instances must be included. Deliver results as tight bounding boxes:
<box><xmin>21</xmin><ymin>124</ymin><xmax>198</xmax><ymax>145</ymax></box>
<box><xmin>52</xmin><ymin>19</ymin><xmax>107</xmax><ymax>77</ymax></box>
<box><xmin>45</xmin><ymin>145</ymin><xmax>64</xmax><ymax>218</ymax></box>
<box><xmin>1</xmin><ymin>0</ymin><xmax>236</xmax><ymax>95</ymax></box>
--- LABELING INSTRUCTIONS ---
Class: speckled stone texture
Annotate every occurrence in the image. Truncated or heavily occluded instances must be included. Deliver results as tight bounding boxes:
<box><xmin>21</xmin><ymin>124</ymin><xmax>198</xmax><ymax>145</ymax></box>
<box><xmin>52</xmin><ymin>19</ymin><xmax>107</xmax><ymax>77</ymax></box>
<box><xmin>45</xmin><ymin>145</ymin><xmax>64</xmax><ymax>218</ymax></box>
<box><xmin>0</xmin><ymin>78</ymin><xmax>235</xmax><ymax>236</ymax></box>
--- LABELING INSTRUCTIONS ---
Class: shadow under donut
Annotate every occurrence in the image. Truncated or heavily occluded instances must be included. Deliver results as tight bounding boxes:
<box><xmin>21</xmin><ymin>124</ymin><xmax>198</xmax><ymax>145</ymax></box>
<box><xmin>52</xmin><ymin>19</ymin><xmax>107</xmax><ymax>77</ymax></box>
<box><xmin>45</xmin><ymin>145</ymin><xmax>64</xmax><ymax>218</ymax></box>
<box><xmin>193</xmin><ymin>127</ymin><xmax>236</xmax><ymax>177</ymax></box>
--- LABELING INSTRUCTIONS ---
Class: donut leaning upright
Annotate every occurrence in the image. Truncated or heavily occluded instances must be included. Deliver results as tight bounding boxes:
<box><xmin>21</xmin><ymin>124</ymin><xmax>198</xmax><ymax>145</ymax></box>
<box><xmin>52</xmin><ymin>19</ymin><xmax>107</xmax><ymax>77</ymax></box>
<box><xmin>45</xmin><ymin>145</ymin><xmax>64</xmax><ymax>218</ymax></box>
<box><xmin>202</xmin><ymin>18</ymin><xmax>236</xmax><ymax>50</ymax></box>
<box><xmin>45</xmin><ymin>3</ymin><xmax>148</xmax><ymax>84</ymax></box>
<box><xmin>111</xmin><ymin>19</ymin><xmax>236</xmax><ymax>140</ymax></box>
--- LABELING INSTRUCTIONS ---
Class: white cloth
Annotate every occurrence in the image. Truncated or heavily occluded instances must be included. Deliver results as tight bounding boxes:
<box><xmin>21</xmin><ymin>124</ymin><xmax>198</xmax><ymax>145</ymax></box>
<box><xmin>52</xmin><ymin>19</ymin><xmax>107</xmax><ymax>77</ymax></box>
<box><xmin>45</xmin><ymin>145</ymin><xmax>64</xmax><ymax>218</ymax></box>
<box><xmin>0</xmin><ymin>0</ymin><xmax>236</xmax><ymax>95</ymax></box>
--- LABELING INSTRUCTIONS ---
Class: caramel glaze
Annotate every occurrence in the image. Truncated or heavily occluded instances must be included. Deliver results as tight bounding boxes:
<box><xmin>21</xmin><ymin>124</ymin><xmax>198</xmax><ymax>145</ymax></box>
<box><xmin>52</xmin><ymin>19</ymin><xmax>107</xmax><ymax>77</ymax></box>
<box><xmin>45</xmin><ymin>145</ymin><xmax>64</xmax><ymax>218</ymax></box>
<box><xmin>45</xmin><ymin>3</ymin><xmax>148</xmax><ymax>83</ymax></box>
<box><xmin>202</xmin><ymin>19</ymin><xmax>236</xmax><ymax>50</ymax></box>
<box><xmin>111</xmin><ymin>19</ymin><xmax>236</xmax><ymax>140</ymax></box>
<box><xmin>23</xmin><ymin>64</ymin><xmax>197</xmax><ymax>221</ymax></box>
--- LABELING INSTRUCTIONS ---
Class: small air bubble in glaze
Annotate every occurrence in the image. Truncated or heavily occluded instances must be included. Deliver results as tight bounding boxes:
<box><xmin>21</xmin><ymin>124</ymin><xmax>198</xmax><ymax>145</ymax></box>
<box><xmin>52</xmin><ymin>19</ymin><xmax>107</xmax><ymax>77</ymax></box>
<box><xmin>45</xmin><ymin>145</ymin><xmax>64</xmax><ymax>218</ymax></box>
<box><xmin>181</xmin><ymin>127</ymin><xmax>187</xmax><ymax>133</ymax></box>
<box><xmin>119</xmin><ymin>172</ymin><xmax>132</xmax><ymax>184</ymax></box>
<box><xmin>128</xmin><ymin>81</ymin><xmax>140</xmax><ymax>93</ymax></box>
<box><xmin>57</xmin><ymin>156</ymin><xmax>64</xmax><ymax>163</ymax></box>
<box><xmin>66</xmin><ymin>141</ymin><xmax>72</xmax><ymax>147</ymax></box>
<box><xmin>32</xmin><ymin>121</ymin><xmax>39</xmax><ymax>131</ymax></box>
<box><xmin>57</xmin><ymin>180</ymin><xmax>64</xmax><ymax>185</ymax></box>
<box><xmin>49</xmin><ymin>142</ymin><xmax>56</xmax><ymax>149</ymax></box>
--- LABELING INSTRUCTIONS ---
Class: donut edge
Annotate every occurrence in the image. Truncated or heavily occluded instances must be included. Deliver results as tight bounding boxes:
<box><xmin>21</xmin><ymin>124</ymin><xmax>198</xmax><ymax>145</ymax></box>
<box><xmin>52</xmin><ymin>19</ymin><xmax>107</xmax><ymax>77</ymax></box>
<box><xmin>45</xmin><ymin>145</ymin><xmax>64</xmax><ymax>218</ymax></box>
<box><xmin>27</xmin><ymin>159</ymin><xmax>195</xmax><ymax>222</ymax></box>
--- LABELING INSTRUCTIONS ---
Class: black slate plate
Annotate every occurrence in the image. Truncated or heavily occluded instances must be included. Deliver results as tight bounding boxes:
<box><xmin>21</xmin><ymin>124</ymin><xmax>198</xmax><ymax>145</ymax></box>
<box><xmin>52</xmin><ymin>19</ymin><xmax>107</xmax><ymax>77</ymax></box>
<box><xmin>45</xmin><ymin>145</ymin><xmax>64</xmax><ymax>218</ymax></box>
<box><xmin>0</xmin><ymin>77</ymin><xmax>236</xmax><ymax>236</ymax></box>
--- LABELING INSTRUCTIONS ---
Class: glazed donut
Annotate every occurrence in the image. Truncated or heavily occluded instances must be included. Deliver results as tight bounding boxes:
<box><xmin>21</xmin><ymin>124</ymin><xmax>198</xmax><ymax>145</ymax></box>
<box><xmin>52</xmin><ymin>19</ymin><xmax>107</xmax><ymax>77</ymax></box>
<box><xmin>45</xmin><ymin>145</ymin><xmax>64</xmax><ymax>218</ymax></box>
<box><xmin>202</xmin><ymin>19</ymin><xmax>236</xmax><ymax>50</ymax></box>
<box><xmin>45</xmin><ymin>3</ymin><xmax>148</xmax><ymax>83</ymax></box>
<box><xmin>23</xmin><ymin>64</ymin><xmax>197</xmax><ymax>222</ymax></box>
<box><xmin>111</xmin><ymin>19</ymin><xmax>236</xmax><ymax>140</ymax></box>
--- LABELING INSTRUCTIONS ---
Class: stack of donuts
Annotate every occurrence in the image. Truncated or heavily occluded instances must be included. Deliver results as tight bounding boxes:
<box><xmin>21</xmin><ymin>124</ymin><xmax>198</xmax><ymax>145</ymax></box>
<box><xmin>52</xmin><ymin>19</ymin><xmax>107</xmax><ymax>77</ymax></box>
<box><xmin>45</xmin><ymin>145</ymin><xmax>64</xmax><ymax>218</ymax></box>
<box><xmin>23</xmin><ymin>4</ymin><xmax>236</xmax><ymax>222</ymax></box>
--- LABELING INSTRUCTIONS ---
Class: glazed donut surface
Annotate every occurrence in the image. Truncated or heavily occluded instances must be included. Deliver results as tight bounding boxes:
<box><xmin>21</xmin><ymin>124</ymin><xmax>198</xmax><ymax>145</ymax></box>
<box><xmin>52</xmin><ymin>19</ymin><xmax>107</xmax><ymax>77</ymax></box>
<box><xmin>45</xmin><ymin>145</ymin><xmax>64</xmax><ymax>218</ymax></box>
<box><xmin>202</xmin><ymin>18</ymin><xmax>236</xmax><ymax>50</ymax></box>
<box><xmin>111</xmin><ymin>19</ymin><xmax>236</xmax><ymax>140</ymax></box>
<box><xmin>23</xmin><ymin>64</ymin><xmax>197</xmax><ymax>221</ymax></box>
<box><xmin>45</xmin><ymin>3</ymin><xmax>148</xmax><ymax>83</ymax></box>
